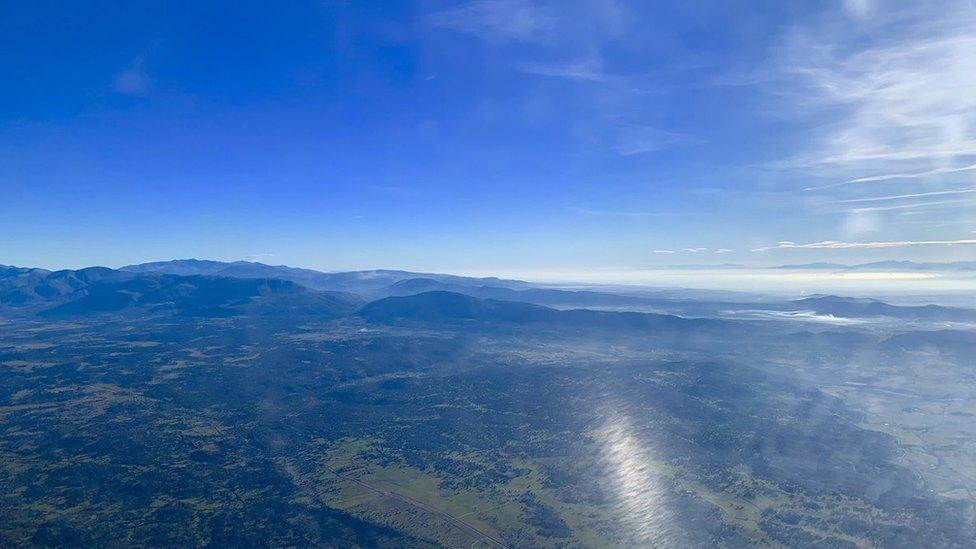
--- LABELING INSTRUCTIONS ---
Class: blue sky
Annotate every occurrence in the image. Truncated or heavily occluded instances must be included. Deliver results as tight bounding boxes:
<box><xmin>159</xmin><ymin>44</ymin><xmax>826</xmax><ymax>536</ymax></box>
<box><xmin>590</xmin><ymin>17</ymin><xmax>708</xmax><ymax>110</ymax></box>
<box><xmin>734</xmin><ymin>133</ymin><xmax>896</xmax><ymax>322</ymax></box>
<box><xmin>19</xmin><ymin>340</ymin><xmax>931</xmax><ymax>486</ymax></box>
<box><xmin>2</xmin><ymin>0</ymin><xmax>975</xmax><ymax>273</ymax></box>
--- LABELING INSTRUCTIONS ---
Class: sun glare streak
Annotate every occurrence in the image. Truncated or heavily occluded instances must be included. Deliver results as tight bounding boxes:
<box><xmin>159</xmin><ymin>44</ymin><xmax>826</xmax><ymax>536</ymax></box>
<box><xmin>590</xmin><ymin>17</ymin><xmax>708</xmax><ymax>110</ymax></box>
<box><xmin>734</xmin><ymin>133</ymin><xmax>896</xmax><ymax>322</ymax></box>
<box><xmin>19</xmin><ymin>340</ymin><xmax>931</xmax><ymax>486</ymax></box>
<box><xmin>594</xmin><ymin>408</ymin><xmax>679</xmax><ymax>546</ymax></box>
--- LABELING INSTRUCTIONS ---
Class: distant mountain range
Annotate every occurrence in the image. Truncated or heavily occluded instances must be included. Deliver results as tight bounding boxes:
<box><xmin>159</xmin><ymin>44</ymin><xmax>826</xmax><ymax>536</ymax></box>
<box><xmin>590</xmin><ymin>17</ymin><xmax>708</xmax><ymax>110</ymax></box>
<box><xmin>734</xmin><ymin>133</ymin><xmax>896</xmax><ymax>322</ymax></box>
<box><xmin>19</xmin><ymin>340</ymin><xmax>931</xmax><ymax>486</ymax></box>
<box><xmin>0</xmin><ymin>265</ymin><xmax>722</xmax><ymax>334</ymax></box>
<box><xmin>3</xmin><ymin>259</ymin><xmax>975</xmax><ymax>325</ymax></box>
<box><xmin>776</xmin><ymin>260</ymin><xmax>976</xmax><ymax>271</ymax></box>
<box><xmin>0</xmin><ymin>265</ymin><xmax>362</xmax><ymax>318</ymax></box>
<box><xmin>120</xmin><ymin>259</ymin><xmax>530</xmax><ymax>296</ymax></box>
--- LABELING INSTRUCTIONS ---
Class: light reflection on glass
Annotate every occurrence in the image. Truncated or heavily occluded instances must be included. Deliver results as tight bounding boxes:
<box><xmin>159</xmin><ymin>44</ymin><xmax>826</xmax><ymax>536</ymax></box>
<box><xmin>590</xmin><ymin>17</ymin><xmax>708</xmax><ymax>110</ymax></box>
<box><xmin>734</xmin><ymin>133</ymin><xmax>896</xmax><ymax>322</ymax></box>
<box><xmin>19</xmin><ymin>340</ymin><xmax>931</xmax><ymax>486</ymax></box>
<box><xmin>594</xmin><ymin>406</ymin><xmax>679</xmax><ymax>546</ymax></box>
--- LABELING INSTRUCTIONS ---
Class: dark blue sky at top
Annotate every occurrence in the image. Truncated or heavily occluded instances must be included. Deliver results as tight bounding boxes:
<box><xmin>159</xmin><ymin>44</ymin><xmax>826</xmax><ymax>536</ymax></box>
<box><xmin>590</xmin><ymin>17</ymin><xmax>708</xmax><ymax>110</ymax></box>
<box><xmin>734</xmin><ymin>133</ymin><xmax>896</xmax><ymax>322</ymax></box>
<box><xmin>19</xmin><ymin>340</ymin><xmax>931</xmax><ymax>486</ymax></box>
<box><xmin>2</xmin><ymin>1</ymin><xmax>974</xmax><ymax>274</ymax></box>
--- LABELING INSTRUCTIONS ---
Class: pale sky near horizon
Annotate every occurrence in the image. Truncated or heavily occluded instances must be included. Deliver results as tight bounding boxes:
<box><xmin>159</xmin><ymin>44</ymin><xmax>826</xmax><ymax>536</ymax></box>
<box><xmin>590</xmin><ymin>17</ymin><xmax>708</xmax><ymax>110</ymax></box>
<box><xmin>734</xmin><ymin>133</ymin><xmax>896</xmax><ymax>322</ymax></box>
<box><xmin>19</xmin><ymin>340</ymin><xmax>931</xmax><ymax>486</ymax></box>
<box><xmin>2</xmin><ymin>1</ymin><xmax>976</xmax><ymax>272</ymax></box>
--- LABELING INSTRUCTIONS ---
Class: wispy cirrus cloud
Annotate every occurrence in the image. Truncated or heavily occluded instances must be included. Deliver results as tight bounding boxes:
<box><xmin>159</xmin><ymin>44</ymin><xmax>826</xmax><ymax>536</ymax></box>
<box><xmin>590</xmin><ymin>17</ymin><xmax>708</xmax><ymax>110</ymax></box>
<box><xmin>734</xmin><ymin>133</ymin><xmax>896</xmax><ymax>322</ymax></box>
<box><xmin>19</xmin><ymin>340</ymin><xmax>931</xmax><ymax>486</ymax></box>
<box><xmin>845</xmin><ymin>163</ymin><xmax>976</xmax><ymax>184</ymax></box>
<box><xmin>783</xmin><ymin>10</ymin><xmax>976</xmax><ymax>172</ymax></box>
<box><xmin>612</xmin><ymin>126</ymin><xmax>697</xmax><ymax>156</ymax></box>
<box><xmin>426</xmin><ymin>0</ymin><xmax>556</xmax><ymax>44</ymax></box>
<box><xmin>427</xmin><ymin>0</ymin><xmax>626</xmax><ymax>53</ymax></box>
<box><xmin>516</xmin><ymin>57</ymin><xmax>608</xmax><ymax>82</ymax></box>
<box><xmin>753</xmin><ymin>238</ymin><xmax>976</xmax><ymax>252</ymax></box>
<box><xmin>427</xmin><ymin>1</ymin><xmax>691</xmax><ymax>157</ymax></box>
<box><xmin>834</xmin><ymin>188</ymin><xmax>976</xmax><ymax>204</ymax></box>
<box><xmin>765</xmin><ymin>3</ymin><xmax>976</xmax><ymax>252</ymax></box>
<box><xmin>804</xmin><ymin>163</ymin><xmax>976</xmax><ymax>190</ymax></box>
<box><xmin>847</xmin><ymin>198</ymin><xmax>976</xmax><ymax>213</ymax></box>
<box><xmin>112</xmin><ymin>57</ymin><xmax>150</xmax><ymax>95</ymax></box>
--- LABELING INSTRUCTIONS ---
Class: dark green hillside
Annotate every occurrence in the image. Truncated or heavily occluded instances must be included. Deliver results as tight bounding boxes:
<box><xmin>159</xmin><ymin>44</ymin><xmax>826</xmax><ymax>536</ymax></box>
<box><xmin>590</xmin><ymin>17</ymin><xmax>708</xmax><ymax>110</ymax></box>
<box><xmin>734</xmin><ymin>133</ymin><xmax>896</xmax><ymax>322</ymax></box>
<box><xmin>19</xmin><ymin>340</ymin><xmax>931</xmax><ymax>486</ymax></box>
<box><xmin>0</xmin><ymin>267</ymin><xmax>363</xmax><ymax>318</ymax></box>
<box><xmin>43</xmin><ymin>275</ymin><xmax>363</xmax><ymax>318</ymax></box>
<box><xmin>360</xmin><ymin>291</ymin><xmax>722</xmax><ymax>333</ymax></box>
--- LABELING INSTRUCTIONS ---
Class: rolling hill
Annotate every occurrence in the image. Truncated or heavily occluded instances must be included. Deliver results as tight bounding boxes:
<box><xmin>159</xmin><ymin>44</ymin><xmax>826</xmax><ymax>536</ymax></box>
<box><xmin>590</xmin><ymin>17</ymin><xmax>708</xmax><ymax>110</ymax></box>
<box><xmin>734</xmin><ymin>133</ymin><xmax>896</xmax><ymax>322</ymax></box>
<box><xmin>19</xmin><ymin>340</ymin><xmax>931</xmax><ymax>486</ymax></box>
<box><xmin>1</xmin><ymin>266</ymin><xmax>362</xmax><ymax>318</ymax></box>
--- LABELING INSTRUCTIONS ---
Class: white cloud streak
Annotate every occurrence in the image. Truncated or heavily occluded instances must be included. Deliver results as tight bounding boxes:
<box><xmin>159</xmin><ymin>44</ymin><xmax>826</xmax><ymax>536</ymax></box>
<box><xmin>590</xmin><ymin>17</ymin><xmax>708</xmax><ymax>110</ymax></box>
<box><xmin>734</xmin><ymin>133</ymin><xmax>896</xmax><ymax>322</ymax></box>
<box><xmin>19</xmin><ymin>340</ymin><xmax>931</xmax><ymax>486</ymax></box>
<box><xmin>612</xmin><ymin>127</ymin><xmax>695</xmax><ymax>156</ymax></box>
<box><xmin>753</xmin><ymin>238</ymin><xmax>976</xmax><ymax>252</ymax></box>
<box><xmin>848</xmin><ymin>198</ymin><xmax>976</xmax><ymax>212</ymax></box>
<box><xmin>516</xmin><ymin>57</ymin><xmax>608</xmax><ymax>81</ymax></box>
<box><xmin>835</xmin><ymin>188</ymin><xmax>976</xmax><ymax>203</ymax></box>
<box><xmin>805</xmin><ymin>162</ymin><xmax>976</xmax><ymax>190</ymax></box>
<box><xmin>847</xmin><ymin>162</ymin><xmax>976</xmax><ymax>183</ymax></box>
